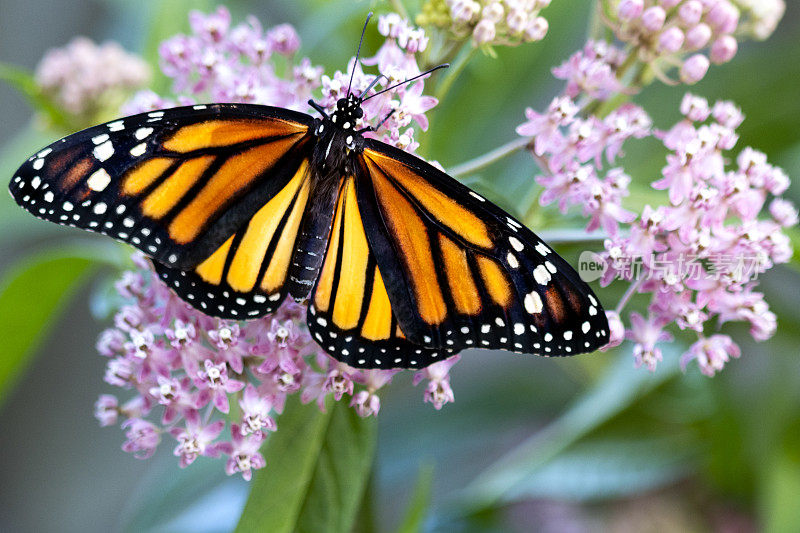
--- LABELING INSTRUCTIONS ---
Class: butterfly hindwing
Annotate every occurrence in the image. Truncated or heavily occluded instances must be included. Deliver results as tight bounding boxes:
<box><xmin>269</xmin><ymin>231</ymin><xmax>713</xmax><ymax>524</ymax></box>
<box><xmin>355</xmin><ymin>140</ymin><xmax>610</xmax><ymax>357</ymax></box>
<box><xmin>306</xmin><ymin>176</ymin><xmax>456</xmax><ymax>368</ymax></box>
<box><xmin>9</xmin><ymin>103</ymin><xmax>314</xmax><ymax>269</ymax></box>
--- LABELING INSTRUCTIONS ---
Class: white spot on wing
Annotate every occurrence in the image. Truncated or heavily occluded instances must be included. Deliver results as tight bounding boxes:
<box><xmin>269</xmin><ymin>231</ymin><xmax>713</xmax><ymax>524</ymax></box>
<box><xmin>524</xmin><ymin>291</ymin><xmax>543</xmax><ymax>314</ymax></box>
<box><xmin>93</xmin><ymin>202</ymin><xmax>107</xmax><ymax>215</ymax></box>
<box><xmin>135</xmin><ymin>127</ymin><xmax>154</xmax><ymax>140</ymax></box>
<box><xmin>129</xmin><ymin>143</ymin><xmax>147</xmax><ymax>157</ymax></box>
<box><xmin>506</xmin><ymin>253</ymin><xmax>519</xmax><ymax>269</ymax></box>
<box><xmin>92</xmin><ymin>133</ymin><xmax>109</xmax><ymax>145</ymax></box>
<box><xmin>509</xmin><ymin>236</ymin><xmax>524</xmax><ymax>252</ymax></box>
<box><xmin>87</xmin><ymin>168</ymin><xmax>111</xmax><ymax>191</ymax></box>
<box><xmin>93</xmin><ymin>141</ymin><xmax>114</xmax><ymax>162</ymax></box>
<box><xmin>533</xmin><ymin>265</ymin><xmax>551</xmax><ymax>285</ymax></box>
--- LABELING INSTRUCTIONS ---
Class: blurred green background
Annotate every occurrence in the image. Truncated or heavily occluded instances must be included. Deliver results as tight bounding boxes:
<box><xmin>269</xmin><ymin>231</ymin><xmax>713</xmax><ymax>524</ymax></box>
<box><xmin>1</xmin><ymin>1</ymin><xmax>799</xmax><ymax>532</ymax></box>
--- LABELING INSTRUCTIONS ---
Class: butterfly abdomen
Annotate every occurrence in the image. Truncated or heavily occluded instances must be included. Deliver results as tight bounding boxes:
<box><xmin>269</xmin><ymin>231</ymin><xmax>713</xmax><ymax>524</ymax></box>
<box><xmin>287</xmin><ymin>173</ymin><xmax>343</xmax><ymax>301</ymax></box>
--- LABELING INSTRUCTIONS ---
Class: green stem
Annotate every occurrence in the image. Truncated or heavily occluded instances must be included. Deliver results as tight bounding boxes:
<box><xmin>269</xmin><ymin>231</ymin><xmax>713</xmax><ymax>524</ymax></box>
<box><xmin>537</xmin><ymin>229</ymin><xmax>611</xmax><ymax>244</ymax></box>
<box><xmin>389</xmin><ymin>0</ymin><xmax>409</xmax><ymax>20</ymax></box>
<box><xmin>448</xmin><ymin>137</ymin><xmax>530</xmax><ymax>178</ymax></box>
<box><xmin>433</xmin><ymin>44</ymin><xmax>478</xmax><ymax>102</ymax></box>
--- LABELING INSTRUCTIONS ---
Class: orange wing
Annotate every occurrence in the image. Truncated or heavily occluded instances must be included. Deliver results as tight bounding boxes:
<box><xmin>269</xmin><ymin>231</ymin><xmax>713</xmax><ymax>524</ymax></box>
<box><xmin>306</xmin><ymin>176</ymin><xmax>455</xmax><ymax>368</ymax></box>
<box><xmin>9</xmin><ymin>104</ymin><xmax>314</xmax><ymax>269</ymax></box>
<box><xmin>350</xmin><ymin>140</ymin><xmax>610</xmax><ymax>362</ymax></box>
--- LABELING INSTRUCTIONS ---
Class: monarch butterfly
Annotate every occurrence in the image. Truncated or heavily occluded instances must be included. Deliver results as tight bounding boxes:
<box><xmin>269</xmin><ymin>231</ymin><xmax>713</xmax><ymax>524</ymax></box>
<box><xmin>8</xmin><ymin>17</ymin><xmax>609</xmax><ymax>370</ymax></box>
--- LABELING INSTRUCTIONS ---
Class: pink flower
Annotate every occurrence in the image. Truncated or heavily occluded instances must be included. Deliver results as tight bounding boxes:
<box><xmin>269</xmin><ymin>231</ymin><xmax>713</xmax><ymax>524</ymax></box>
<box><xmin>680</xmin><ymin>335</ymin><xmax>741</xmax><ymax>376</ymax></box>
<box><xmin>169</xmin><ymin>416</ymin><xmax>226</xmax><ymax>468</ymax></box>
<box><xmin>517</xmin><ymin>96</ymin><xmax>578</xmax><ymax>156</ymax></box>
<box><xmin>35</xmin><ymin>37</ymin><xmax>150</xmax><ymax>118</ymax></box>
<box><xmin>195</xmin><ymin>360</ymin><xmax>245</xmax><ymax>414</ymax></box>
<box><xmin>121</xmin><ymin>419</ymin><xmax>160</xmax><ymax>459</ymax></box>
<box><xmin>413</xmin><ymin>355</ymin><xmax>460</xmax><ymax>410</ymax></box>
<box><xmin>350</xmin><ymin>369</ymin><xmax>399</xmax><ymax>417</ymax></box>
<box><xmin>601</xmin><ymin>311</ymin><xmax>625</xmax><ymax>350</ymax></box>
<box><xmin>239</xmin><ymin>385</ymin><xmax>276</xmax><ymax>437</ymax></box>
<box><xmin>220</xmin><ymin>425</ymin><xmax>266</xmax><ymax>481</ymax></box>
<box><xmin>94</xmin><ymin>394</ymin><xmax>119</xmax><ymax>427</ymax></box>
<box><xmin>323</xmin><ymin>364</ymin><xmax>356</xmax><ymax>401</ymax></box>
<box><xmin>627</xmin><ymin>313</ymin><xmax>673</xmax><ymax>371</ymax></box>
<box><xmin>552</xmin><ymin>41</ymin><xmax>626</xmax><ymax>101</ymax></box>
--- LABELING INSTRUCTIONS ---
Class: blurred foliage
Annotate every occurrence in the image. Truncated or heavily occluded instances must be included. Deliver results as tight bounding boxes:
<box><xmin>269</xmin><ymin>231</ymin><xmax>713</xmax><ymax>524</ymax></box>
<box><xmin>0</xmin><ymin>0</ymin><xmax>799</xmax><ymax>532</ymax></box>
<box><xmin>236</xmin><ymin>396</ymin><xmax>376</xmax><ymax>533</ymax></box>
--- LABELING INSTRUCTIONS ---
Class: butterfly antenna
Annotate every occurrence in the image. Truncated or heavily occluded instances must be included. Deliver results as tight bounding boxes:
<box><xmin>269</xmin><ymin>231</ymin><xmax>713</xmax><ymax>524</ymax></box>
<box><xmin>361</xmin><ymin>64</ymin><xmax>449</xmax><ymax>101</ymax></box>
<box><xmin>347</xmin><ymin>12</ymin><xmax>373</xmax><ymax>97</ymax></box>
<box><xmin>358</xmin><ymin>74</ymin><xmax>386</xmax><ymax>100</ymax></box>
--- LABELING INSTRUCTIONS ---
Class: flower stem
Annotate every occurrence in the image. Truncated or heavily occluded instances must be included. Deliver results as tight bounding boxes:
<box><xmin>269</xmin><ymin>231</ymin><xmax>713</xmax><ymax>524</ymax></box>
<box><xmin>449</xmin><ymin>136</ymin><xmax>530</xmax><ymax>178</ymax></box>
<box><xmin>434</xmin><ymin>44</ymin><xmax>478</xmax><ymax>102</ymax></box>
<box><xmin>536</xmin><ymin>229</ymin><xmax>611</xmax><ymax>244</ymax></box>
<box><xmin>615</xmin><ymin>277</ymin><xmax>643</xmax><ymax>314</ymax></box>
<box><xmin>389</xmin><ymin>0</ymin><xmax>409</xmax><ymax>20</ymax></box>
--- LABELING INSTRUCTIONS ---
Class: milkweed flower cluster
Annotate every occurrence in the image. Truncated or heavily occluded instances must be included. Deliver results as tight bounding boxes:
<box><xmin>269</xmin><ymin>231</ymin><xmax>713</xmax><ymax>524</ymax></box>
<box><xmin>96</xmin><ymin>253</ymin><xmax>435</xmax><ymax>477</ymax></box>
<box><xmin>608</xmin><ymin>0</ymin><xmax>785</xmax><ymax>84</ymax></box>
<box><xmin>87</xmin><ymin>8</ymin><xmax>455</xmax><ymax>477</ymax></box>
<box><xmin>318</xmin><ymin>14</ymin><xmax>438</xmax><ymax>153</ymax></box>
<box><xmin>35</xmin><ymin>37</ymin><xmax>151</xmax><ymax>121</ymax></box>
<box><xmin>417</xmin><ymin>0</ymin><xmax>550</xmax><ymax>46</ymax></box>
<box><xmin>518</xmin><ymin>56</ymin><xmax>795</xmax><ymax>374</ymax></box>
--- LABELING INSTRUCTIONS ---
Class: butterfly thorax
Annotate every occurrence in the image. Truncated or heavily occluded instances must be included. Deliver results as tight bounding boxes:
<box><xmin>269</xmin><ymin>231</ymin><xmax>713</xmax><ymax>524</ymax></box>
<box><xmin>311</xmin><ymin>95</ymin><xmax>365</xmax><ymax>177</ymax></box>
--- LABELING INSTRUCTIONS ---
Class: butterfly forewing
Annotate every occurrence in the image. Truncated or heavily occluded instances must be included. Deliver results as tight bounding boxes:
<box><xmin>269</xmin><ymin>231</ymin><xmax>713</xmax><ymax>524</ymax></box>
<box><xmin>153</xmin><ymin>159</ymin><xmax>313</xmax><ymax>319</ymax></box>
<box><xmin>9</xmin><ymin>104</ymin><xmax>313</xmax><ymax>269</ymax></box>
<box><xmin>355</xmin><ymin>140</ymin><xmax>611</xmax><ymax>357</ymax></box>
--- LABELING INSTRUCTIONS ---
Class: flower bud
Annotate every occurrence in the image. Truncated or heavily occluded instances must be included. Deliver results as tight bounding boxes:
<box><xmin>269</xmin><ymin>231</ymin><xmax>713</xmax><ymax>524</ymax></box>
<box><xmin>678</xmin><ymin>0</ymin><xmax>704</xmax><ymax>26</ymax></box>
<box><xmin>617</xmin><ymin>0</ymin><xmax>644</xmax><ymax>21</ymax></box>
<box><xmin>710</xmin><ymin>35</ymin><xmax>737</xmax><ymax>63</ymax></box>
<box><xmin>707</xmin><ymin>1</ymin><xmax>740</xmax><ymax>34</ymax></box>
<box><xmin>658</xmin><ymin>27</ymin><xmax>685</xmax><ymax>53</ymax></box>
<box><xmin>685</xmin><ymin>23</ymin><xmax>712</xmax><ymax>49</ymax></box>
<box><xmin>474</xmin><ymin>19</ymin><xmax>497</xmax><ymax>44</ymax></box>
<box><xmin>641</xmin><ymin>6</ymin><xmax>666</xmax><ymax>32</ymax></box>
<box><xmin>680</xmin><ymin>54</ymin><xmax>710</xmax><ymax>84</ymax></box>
<box><xmin>524</xmin><ymin>17</ymin><xmax>549</xmax><ymax>41</ymax></box>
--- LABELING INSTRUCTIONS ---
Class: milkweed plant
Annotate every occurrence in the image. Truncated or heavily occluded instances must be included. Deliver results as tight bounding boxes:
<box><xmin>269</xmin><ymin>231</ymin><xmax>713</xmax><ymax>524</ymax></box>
<box><xmin>8</xmin><ymin>0</ymin><xmax>794</xmax><ymax>490</ymax></box>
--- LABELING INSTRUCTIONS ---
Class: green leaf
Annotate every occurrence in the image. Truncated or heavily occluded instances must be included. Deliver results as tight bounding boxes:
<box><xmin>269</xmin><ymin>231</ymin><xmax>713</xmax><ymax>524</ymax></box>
<box><xmin>0</xmin><ymin>253</ymin><xmax>95</xmax><ymax>405</ymax></box>
<box><xmin>503</xmin><ymin>437</ymin><xmax>695</xmax><ymax>503</ymax></box>
<box><xmin>396</xmin><ymin>464</ymin><xmax>435</xmax><ymax>533</ymax></box>
<box><xmin>235</xmin><ymin>396</ymin><xmax>377</xmax><ymax>533</ymax></box>
<box><xmin>448</xmin><ymin>346</ymin><xmax>682</xmax><ymax>514</ymax></box>
<box><xmin>762</xmin><ymin>450</ymin><xmax>800</xmax><ymax>533</ymax></box>
<box><xmin>0</xmin><ymin>62</ymin><xmax>71</xmax><ymax>129</ymax></box>
<box><xmin>786</xmin><ymin>226</ymin><xmax>800</xmax><ymax>273</ymax></box>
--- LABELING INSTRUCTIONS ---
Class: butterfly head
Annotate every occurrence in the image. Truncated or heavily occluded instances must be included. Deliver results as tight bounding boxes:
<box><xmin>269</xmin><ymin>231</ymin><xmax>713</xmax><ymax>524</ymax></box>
<box><xmin>331</xmin><ymin>94</ymin><xmax>363</xmax><ymax>130</ymax></box>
